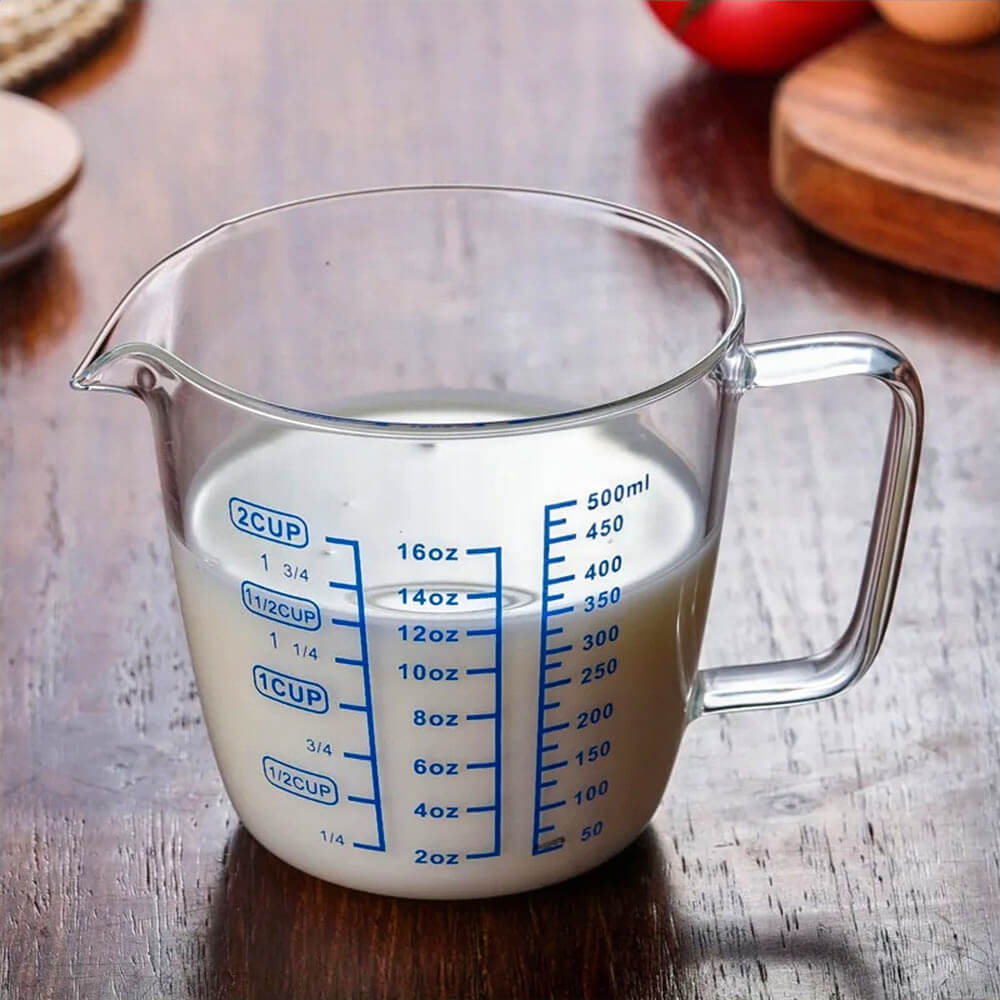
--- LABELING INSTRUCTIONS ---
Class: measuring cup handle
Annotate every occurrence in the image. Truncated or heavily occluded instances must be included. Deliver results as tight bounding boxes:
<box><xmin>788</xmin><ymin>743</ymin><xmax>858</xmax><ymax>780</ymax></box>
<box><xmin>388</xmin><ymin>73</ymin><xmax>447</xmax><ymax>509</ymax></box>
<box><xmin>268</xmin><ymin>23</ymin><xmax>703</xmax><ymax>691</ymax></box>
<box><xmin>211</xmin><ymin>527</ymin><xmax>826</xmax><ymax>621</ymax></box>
<box><xmin>690</xmin><ymin>332</ymin><xmax>923</xmax><ymax>716</ymax></box>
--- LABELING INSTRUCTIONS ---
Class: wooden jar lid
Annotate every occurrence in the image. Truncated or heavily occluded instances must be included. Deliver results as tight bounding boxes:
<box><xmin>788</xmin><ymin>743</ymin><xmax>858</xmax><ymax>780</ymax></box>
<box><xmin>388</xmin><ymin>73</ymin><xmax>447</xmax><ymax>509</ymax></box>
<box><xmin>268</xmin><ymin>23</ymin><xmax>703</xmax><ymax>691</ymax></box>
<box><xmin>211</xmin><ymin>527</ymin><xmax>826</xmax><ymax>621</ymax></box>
<box><xmin>0</xmin><ymin>91</ymin><xmax>82</xmax><ymax>268</ymax></box>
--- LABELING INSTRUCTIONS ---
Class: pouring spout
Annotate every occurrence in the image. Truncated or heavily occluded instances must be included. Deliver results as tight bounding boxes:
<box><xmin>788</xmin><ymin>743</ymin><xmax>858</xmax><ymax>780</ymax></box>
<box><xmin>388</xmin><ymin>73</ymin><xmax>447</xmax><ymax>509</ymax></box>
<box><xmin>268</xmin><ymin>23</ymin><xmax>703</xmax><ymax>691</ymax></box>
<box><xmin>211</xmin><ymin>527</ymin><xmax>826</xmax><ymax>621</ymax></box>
<box><xmin>70</xmin><ymin>324</ymin><xmax>143</xmax><ymax>394</ymax></box>
<box><xmin>70</xmin><ymin>337</ymin><xmax>183</xmax><ymax>397</ymax></box>
<box><xmin>71</xmin><ymin>248</ymin><xmax>189</xmax><ymax>395</ymax></box>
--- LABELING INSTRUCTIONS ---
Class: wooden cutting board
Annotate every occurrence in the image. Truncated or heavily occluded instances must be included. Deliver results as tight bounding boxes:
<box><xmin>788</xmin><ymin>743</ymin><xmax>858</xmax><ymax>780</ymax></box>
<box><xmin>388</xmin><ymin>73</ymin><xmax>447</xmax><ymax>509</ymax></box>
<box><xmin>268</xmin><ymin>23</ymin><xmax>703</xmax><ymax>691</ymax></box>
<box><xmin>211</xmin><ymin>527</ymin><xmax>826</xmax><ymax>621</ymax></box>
<box><xmin>772</xmin><ymin>23</ymin><xmax>1000</xmax><ymax>291</ymax></box>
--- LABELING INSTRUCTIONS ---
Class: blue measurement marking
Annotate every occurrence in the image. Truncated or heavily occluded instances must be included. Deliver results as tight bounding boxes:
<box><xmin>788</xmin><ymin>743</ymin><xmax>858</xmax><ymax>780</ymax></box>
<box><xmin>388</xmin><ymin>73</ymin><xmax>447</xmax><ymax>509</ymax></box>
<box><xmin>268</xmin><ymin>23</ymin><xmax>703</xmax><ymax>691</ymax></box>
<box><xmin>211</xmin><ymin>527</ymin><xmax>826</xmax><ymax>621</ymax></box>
<box><xmin>464</xmin><ymin>545</ymin><xmax>503</xmax><ymax>861</ymax></box>
<box><xmin>532</xmin><ymin>499</ymin><xmax>577</xmax><ymax>855</ymax></box>
<box><xmin>331</xmin><ymin>617</ymin><xmax>361</xmax><ymax>629</ymax></box>
<box><xmin>326</xmin><ymin>536</ymin><xmax>386</xmax><ymax>853</ymax></box>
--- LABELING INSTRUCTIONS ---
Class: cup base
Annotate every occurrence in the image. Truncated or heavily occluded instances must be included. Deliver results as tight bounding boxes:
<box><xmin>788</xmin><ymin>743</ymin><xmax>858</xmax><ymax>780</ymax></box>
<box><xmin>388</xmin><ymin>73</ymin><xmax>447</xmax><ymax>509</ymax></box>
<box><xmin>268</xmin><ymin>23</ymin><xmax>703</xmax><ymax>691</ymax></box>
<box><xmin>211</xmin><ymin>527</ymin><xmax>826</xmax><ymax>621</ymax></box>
<box><xmin>238</xmin><ymin>818</ymin><xmax>656</xmax><ymax>900</ymax></box>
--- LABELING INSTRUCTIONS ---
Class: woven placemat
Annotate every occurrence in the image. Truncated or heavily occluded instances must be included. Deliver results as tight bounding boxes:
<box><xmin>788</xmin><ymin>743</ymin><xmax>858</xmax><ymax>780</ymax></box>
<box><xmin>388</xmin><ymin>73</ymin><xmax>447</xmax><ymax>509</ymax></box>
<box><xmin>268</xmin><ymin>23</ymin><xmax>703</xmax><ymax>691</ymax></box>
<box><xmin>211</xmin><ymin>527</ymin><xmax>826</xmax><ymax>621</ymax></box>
<box><xmin>0</xmin><ymin>0</ymin><xmax>129</xmax><ymax>91</ymax></box>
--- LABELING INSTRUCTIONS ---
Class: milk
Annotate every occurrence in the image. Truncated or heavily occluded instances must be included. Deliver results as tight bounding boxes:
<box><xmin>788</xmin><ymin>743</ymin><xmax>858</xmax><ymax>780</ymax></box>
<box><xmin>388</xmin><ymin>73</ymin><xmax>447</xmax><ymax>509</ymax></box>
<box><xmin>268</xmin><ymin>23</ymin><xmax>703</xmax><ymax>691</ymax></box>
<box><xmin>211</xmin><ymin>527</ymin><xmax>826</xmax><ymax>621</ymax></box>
<box><xmin>169</xmin><ymin>394</ymin><xmax>719</xmax><ymax>897</ymax></box>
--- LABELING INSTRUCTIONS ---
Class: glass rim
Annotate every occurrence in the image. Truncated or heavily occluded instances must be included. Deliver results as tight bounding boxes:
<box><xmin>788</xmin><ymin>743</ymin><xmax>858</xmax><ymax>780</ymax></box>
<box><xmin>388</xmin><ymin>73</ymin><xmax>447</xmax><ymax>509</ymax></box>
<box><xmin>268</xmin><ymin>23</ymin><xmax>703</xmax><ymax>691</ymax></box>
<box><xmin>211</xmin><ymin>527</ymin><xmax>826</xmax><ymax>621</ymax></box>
<box><xmin>72</xmin><ymin>184</ymin><xmax>746</xmax><ymax>439</ymax></box>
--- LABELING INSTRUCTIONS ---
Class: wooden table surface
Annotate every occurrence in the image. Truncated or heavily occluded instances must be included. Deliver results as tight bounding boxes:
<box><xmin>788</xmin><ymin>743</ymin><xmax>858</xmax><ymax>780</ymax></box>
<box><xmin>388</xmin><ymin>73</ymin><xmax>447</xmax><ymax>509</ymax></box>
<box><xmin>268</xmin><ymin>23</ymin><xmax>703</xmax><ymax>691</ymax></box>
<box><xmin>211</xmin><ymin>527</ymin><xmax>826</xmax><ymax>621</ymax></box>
<box><xmin>2</xmin><ymin>3</ymin><xmax>998</xmax><ymax>998</ymax></box>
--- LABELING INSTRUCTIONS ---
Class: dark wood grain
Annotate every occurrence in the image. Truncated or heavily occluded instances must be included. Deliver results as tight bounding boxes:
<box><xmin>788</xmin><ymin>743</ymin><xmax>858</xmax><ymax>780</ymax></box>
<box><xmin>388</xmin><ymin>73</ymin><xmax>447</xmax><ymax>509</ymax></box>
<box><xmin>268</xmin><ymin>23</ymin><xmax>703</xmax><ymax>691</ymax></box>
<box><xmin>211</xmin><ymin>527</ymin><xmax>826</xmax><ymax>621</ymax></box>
<box><xmin>1</xmin><ymin>3</ymin><xmax>998</xmax><ymax>999</ymax></box>
<box><xmin>772</xmin><ymin>23</ymin><xmax>1000</xmax><ymax>291</ymax></box>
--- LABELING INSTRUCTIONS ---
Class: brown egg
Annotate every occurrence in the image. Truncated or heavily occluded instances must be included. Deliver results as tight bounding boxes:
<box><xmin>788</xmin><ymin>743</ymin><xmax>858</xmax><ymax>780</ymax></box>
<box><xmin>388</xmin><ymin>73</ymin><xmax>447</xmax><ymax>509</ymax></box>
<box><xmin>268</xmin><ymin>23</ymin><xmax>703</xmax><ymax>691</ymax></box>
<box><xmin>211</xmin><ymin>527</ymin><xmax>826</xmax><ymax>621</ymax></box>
<box><xmin>874</xmin><ymin>0</ymin><xmax>1000</xmax><ymax>44</ymax></box>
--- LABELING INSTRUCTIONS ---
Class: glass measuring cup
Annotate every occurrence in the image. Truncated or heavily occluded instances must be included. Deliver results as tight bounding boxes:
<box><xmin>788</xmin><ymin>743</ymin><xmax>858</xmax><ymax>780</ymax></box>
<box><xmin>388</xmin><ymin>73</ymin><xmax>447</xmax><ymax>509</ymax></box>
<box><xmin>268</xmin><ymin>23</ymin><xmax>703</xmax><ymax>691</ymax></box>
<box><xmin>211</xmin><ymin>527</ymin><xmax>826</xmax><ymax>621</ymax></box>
<box><xmin>71</xmin><ymin>187</ymin><xmax>922</xmax><ymax>899</ymax></box>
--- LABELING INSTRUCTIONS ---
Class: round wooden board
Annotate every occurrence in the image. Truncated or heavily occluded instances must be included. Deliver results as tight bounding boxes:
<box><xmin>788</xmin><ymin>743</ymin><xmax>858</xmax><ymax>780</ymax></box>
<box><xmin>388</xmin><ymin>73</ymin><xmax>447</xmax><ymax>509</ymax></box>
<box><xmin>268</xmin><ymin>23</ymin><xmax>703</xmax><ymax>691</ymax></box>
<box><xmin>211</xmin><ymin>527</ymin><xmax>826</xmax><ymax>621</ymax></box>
<box><xmin>772</xmin><ymin>23</ymin><xmax>1000</xmax><ymax>292</ymax></box>
<box><xmin>0</xmin><ymin>91</ymin><xmax>82</xmax><ymax>251</ymax></box>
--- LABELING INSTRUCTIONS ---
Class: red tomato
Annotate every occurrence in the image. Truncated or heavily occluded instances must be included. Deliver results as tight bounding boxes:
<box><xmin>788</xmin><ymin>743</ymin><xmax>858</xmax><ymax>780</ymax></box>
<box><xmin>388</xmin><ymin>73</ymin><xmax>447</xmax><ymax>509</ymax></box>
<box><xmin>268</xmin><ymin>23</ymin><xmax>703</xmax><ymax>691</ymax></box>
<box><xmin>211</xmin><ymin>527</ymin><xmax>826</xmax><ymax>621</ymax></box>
<box><xmin>647</xmin><ymin>0</ymin><xmax>872</xmax><ymax>73</ymax></box>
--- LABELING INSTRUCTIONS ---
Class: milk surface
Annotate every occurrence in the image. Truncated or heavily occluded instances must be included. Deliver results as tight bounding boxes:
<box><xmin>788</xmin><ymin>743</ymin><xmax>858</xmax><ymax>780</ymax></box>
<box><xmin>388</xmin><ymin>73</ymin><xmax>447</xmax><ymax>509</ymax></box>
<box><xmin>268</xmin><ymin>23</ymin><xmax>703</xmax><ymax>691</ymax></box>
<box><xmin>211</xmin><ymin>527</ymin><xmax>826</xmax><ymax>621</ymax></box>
<box><xmin>169</xmin><ymin>394</ymin><xmax>719</xmax><ymax>897</ymax></box>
